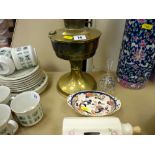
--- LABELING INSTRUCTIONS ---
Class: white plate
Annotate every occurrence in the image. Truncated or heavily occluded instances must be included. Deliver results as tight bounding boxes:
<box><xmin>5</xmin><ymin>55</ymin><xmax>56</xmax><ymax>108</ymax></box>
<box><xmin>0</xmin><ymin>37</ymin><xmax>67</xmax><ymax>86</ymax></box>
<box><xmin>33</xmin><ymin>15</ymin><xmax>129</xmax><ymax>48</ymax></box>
<box><xmin>0</xmin><ymin>65</ymin><xmax>39</xmax><ymax>80</ymax></box>
<box><xmin>10</xmin><ymin>73</ymin><xmax>46</xmax><ymax>91</ymax></box>
<box><xmin>10</xmin><ymin>73</ymin><xmax>48</xmax><ymax>95</ymax></box>
<box><xmin>0</xmin><ymin>70</ymin><xmax>44</xmax><ymax>84</ymax></box>
<box><xmin>2</xmin><ymin>72</ymin><xmax>45</xmax><ymax>89</ymax></box>
<box><xmin>34</xmin><ymin>73</ymin><xmax>48</xmax><ymax>94</ymax></box>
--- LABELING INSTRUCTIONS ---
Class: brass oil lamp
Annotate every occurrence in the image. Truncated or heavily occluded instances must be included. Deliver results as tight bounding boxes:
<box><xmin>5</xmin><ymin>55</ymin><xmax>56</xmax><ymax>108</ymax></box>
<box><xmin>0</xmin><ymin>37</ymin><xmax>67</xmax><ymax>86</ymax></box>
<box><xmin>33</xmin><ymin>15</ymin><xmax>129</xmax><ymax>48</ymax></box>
<box><xmin>49</xmin><ymin>19</ymin><xmax>101</xmax><ymax>96</ymax></box>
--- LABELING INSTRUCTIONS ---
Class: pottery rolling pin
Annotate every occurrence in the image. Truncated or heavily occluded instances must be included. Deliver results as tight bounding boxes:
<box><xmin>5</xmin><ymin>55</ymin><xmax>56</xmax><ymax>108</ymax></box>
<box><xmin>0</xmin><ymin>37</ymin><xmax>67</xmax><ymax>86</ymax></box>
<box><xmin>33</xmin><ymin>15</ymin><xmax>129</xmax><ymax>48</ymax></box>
<box><xmin>62</xmin><ymin>117</ymin><xmax>141</xmax><ymax>135</ymax></box>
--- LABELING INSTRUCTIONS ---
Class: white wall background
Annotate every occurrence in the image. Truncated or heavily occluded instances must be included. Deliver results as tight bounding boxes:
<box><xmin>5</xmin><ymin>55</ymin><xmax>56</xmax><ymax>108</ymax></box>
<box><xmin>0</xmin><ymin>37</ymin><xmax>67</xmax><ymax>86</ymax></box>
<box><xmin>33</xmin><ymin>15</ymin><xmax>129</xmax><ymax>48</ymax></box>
<box><xmin>92</xmin><ymin>19</ymin><xmax>126</xmax><ymax>72</ymax></box>
<box><xmin>12</xmin><ymin>19</ymin><xmax>126</xmax><ymax>72</ymax></box>
<box><xmin>12</xmin><ymin>19</ymin><xmax>70</xmax><ymax>72</ymax></box>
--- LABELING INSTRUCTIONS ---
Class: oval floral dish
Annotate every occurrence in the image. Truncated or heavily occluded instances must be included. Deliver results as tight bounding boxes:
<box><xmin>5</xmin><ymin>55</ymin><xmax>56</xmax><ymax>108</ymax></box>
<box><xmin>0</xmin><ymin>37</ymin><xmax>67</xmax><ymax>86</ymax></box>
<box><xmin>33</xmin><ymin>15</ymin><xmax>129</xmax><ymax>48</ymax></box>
<box><xmin>67</xmin><ymin>91</ymin><xmax>121</xmax><ymax>116</ymax></box>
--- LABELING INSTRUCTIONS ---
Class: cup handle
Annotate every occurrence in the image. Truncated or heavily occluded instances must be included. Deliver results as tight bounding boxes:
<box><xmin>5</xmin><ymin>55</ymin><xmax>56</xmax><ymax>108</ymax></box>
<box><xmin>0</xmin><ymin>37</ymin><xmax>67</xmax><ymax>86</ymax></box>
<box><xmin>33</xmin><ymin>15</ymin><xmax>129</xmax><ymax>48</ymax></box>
<box><xmin>8</xmin><ymin>120</ymin><xmax>18</xmax><ymax>134</ymax></box>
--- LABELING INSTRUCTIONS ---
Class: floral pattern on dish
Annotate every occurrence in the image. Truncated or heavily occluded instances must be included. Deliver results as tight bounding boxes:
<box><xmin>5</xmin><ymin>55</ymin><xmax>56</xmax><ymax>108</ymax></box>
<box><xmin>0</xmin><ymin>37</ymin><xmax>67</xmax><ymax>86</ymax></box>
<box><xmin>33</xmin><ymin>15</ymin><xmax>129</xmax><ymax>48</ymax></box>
<box><xmin>67</xmin><ymin>91</ymin><xmax>121</xmax><ymax>116</ymax></box>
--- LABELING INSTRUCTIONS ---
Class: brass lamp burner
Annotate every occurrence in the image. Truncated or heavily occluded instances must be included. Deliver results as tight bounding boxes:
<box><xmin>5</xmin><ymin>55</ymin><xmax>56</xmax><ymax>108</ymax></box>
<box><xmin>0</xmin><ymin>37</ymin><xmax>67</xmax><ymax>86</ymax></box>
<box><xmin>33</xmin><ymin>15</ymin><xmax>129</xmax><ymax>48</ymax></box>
<box><xmin>49</xmin><ymin>19</ymin><xmax>101</xmax><ymax>96</ymax></box>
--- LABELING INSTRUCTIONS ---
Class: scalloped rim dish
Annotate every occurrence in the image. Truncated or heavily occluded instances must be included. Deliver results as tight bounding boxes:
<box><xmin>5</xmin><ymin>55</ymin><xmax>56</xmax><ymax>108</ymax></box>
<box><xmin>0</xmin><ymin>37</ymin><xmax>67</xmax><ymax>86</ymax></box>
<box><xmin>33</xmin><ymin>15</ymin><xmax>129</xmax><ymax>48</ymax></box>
<box><xmin>67</xmin><ymin>91</ymin><xmax>121</xmax><ymax>116</ymax></box>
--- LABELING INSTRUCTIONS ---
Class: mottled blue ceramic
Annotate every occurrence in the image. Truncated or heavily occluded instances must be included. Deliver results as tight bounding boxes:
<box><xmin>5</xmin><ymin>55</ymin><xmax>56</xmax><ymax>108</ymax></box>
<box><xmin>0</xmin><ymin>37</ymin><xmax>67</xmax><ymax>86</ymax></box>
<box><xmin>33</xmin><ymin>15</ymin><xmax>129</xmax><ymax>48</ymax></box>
<box><xmin>117</xmin><ymin>19</ymin><xmax>155</xmax><ymax>89</ymax></box>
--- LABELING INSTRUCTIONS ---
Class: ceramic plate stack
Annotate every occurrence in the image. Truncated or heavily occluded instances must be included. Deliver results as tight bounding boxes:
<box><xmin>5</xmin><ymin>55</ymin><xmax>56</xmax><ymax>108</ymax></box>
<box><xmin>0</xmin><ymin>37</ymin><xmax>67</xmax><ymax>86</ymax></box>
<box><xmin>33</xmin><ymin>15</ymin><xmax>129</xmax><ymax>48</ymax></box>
<box><xmin>0</xmin><ymin>65</ymin><xmax>48</xmax><ymax>95</ymax></box>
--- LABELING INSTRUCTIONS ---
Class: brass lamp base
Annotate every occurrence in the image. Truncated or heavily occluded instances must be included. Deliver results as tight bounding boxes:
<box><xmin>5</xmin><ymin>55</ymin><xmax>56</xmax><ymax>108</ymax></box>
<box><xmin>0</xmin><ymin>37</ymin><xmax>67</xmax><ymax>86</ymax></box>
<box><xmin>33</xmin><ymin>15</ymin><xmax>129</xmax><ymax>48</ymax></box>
<box><xmin>57</xmin><ymin>71</ymin><xmax>97</xmax><ymax>96</ymax></box>
<box><xmin>49</xmin><ymin>20</ymin><xmax>101</xmax><ymax>97</ymax></box>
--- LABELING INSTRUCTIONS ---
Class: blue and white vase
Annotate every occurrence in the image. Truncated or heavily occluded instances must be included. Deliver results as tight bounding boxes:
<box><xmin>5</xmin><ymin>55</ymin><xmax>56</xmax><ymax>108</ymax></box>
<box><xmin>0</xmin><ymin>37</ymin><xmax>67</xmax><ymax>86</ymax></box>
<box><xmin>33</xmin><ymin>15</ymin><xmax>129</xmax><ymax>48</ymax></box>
<box><xmin>117</xmin><ymin>19</ymin><xmax>155</xmax><ymax>89</ymax></box>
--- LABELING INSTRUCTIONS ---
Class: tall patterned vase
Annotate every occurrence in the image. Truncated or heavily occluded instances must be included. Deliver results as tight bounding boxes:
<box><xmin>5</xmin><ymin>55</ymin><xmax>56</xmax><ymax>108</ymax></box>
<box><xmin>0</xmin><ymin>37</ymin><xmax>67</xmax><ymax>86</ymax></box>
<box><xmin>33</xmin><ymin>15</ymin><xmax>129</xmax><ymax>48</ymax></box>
<box><xmin>117</xmin><ymin>19</ymin><xmax>155</xmax><ymax>89</ymax></box>
<box><xmin>150</xmin><ymin>66</ymin><xmax>155</xmax><ymax>82</ymax></box>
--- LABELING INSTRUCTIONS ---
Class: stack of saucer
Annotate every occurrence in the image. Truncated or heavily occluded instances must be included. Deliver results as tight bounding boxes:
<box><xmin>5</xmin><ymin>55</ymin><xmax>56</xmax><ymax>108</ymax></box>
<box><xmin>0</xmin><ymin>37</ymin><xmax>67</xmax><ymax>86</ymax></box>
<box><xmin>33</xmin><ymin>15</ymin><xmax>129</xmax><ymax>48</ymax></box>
<box><xmin>0</xmin><ymin>65</ymin><xmax>48</xmax><ymax>94</ymax></box>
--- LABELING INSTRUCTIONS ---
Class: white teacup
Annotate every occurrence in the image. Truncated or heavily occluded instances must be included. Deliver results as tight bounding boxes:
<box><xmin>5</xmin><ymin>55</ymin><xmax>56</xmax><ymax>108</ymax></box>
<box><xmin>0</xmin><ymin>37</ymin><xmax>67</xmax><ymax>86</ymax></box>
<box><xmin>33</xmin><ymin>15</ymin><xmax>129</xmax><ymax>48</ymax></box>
<box><xmin>0</xmin><ymin>104</ymin><xmax>18</xmax><ymax>135</ymax></box>
<box><xmin>0</xmin><ymin>47</ymin><xmax>12</xmax><ymax>58</ymax></box>
<box><xmin>0</xmin><ymin>47</ymin><xmax>16</xmax><ymax>75</ymax></box>
<box><xmin>10</xmin><ymin>91</ymin><xmax>43</xmax><ymax>127</ymax></box>
<box><xmin>11</xmin><ymin>45</ymin><xmax>38</xmax><ymax>70</ymax></box>
<box><xmin>0</xmin><ymin>56</ymin><xmax>16</xmax><ymax>75</ymax></box>
<box><xmin>0</xmin><ymin>86</ymin><xmax>11</xmax><ymax>105</ymax></box>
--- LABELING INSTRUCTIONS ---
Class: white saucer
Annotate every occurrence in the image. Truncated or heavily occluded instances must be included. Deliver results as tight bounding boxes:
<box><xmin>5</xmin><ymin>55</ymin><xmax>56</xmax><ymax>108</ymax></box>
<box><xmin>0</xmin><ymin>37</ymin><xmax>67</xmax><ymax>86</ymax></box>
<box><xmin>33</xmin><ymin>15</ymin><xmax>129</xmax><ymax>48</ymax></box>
<box><xmin>0</xmin><ymin>64</ymin><xmax>48</xmax><ymax>94</ymax></box>
<box><xmin>33</xmin><ymin>73</ymin><xmax>48</xmax><ymax>94</ymax></box>
<box><xmin>10</xmin><ymin>73</ymin><xmax>48</xmax><ymax>96</ymax></box>
<box><xmin>0</xmin><ymin>70</ymin><xmax>44</xmax><ymax>84</ymax></box>
<box><xmin>0</xmin><ymin>65</ymin><xmax>39</xmax><ymax>80</ymax></box>
<box><xmin>10</xmin><ymin>72</ymin><xmax>46</xmax><ymax>91</ymax></box>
